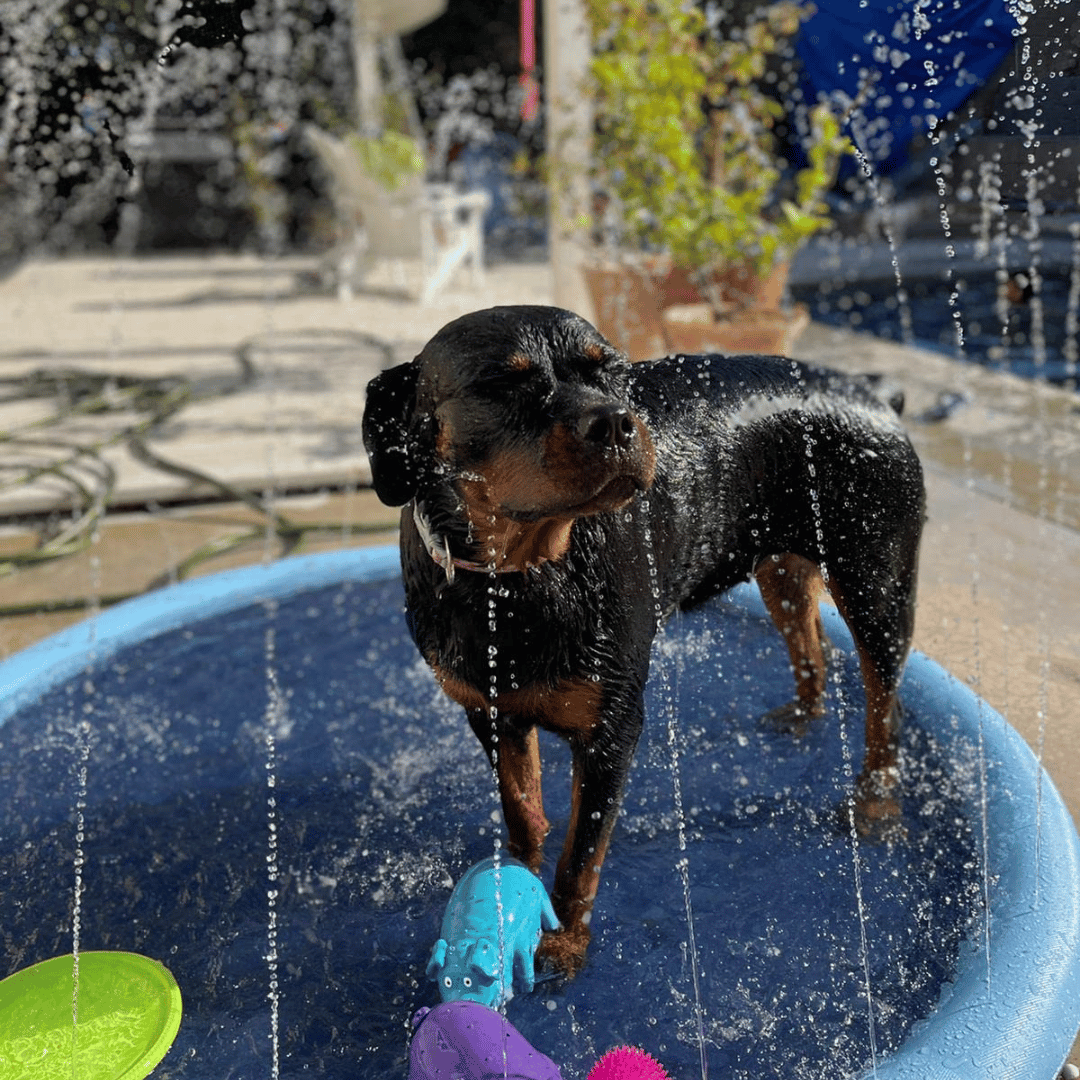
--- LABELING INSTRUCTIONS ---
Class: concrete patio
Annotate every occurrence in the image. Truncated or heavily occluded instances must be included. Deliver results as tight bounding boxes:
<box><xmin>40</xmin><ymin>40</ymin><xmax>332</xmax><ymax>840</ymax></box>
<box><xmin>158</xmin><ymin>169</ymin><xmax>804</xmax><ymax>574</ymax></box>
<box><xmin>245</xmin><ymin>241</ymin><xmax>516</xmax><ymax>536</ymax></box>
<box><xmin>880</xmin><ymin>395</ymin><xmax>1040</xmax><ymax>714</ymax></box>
<box><xmin>1</xmin><ymin>251</ymin><xmax>1078</xmax><ymax>1066</ymax></box>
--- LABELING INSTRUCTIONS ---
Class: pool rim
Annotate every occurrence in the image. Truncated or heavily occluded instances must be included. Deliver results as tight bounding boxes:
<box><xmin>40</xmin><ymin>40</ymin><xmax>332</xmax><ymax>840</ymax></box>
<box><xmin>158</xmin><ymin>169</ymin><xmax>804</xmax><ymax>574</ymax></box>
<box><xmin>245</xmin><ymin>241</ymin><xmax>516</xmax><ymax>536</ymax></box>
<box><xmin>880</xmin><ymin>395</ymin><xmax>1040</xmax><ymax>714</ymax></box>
<box><xmin>0</xmin><ymin>544</ymin><xmax>1077</xmax><ymax>1080</ymax></box>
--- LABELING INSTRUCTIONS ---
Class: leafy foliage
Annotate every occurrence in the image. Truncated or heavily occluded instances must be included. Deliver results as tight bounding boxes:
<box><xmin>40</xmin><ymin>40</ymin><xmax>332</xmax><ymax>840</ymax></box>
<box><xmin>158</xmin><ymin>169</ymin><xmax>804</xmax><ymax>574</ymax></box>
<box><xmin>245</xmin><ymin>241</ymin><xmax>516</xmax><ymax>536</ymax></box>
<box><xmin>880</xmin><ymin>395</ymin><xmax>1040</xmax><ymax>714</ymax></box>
<box><xmin>346</xmin><ymin>130</ymin><xmax>427</xmax><ymax>190</ymax></box>
<box><xmin>584</xmin><ymin>0</ymin><xmax>849</xmax><ymax>300</ymax></box>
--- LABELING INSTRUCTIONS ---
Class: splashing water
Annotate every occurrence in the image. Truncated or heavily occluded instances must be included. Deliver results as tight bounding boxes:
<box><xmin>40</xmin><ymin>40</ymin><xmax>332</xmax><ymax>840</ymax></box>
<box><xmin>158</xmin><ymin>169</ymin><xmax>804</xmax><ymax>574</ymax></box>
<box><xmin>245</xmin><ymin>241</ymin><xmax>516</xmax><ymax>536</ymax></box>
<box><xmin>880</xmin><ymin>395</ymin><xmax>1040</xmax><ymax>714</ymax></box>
<box><xmin>793</xmin><ymin>378</ymin><xmax>881</xmax><ymax>1064</ymax></box>
<box><xmin>642</xmin><ymin>496</ymin><xmax>709</xmax><ymax>1079</ymax></box>
<box><xmin>70</xmin><ymin>712</ymin><xmax>91</xmax><ymax>1062</ymax></box>
<box><xmin>927</xmin><ymin>111</ymin><xmax>997</xmax><ymax>988</ymax></box>
<box><xmin>845</xmin><ymin>116</ymin><xmax>915</xmax><ymax>346</ymax></box>
<box><xmin>927</xmin><ymin>118</ymin><xmax>966</xmax><ymax>358</ymax></box>
<box><xmin>658</xmin><ymin>618</ymin><xmax>708</xmax><ymax>1080</ymax></box>
<box><xmin>1065</xmin><ymin>220</ymin><xmax>1080</xmax><ymax>384</ymax></box>
<box><xmin>263</xmin><ymin>617</ymin><xmax>285</xmax><ymax>1080</ymax></box>
<box><xmin>832</xmin><ymin>667</ymin><xmax>879</xmax><ymax>1077</ymax></box>
<box><xmin>70</xmin><ymin>543</ymin><xmax>102</xmax><ymax>1062</ymax></box>
<box><xmin>996</xmin><ymin>6</ymin><xmax>1056</xmax><ymax>907</ymax></box>
<box><xmin>479</xmin><ymin>545</ymin><xmax>511</xmax><ymax>1080</ymax></box>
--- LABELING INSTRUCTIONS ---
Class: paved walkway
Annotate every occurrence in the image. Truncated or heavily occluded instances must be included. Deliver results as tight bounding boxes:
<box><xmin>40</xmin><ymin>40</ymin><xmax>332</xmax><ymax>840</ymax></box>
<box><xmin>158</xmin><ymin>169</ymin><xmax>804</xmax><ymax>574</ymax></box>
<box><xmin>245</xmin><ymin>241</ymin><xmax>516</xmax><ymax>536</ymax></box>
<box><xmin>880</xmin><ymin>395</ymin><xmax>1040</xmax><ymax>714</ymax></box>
<box><xmin>0</xmin><ymin>254</ymin><xmax>558</xmax><ymax>514</ymax></box>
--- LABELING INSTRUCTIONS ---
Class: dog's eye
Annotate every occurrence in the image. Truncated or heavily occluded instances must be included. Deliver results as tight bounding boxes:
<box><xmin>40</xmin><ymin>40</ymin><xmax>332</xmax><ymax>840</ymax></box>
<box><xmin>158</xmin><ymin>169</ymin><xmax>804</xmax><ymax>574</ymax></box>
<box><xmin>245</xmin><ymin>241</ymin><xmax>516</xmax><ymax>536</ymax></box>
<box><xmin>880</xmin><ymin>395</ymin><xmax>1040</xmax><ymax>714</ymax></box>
<box><xmin>486</xmin><ymin>371</ymin><xmax>529</xmax><ymax>388</ymax></box>
<box><xmin>576</xmin><ymin>354</ymin><xmax>621</xmax><ymax>384</ymax></box>
<box><xmin>475</xmin><ymin>368</ymin><xmax>533</xmax><ymax>395</ymax></box>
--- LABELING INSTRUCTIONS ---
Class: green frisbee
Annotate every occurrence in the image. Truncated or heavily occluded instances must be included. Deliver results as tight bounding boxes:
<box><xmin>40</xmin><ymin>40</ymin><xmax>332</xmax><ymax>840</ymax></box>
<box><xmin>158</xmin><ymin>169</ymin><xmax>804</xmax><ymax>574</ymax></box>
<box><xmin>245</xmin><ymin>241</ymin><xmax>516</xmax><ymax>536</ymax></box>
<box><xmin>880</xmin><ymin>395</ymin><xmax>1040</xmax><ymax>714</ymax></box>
<box><xmin>0</xmin><ymin>952</ymin><xmax>182</xmax><ymax>1080</ymax></box>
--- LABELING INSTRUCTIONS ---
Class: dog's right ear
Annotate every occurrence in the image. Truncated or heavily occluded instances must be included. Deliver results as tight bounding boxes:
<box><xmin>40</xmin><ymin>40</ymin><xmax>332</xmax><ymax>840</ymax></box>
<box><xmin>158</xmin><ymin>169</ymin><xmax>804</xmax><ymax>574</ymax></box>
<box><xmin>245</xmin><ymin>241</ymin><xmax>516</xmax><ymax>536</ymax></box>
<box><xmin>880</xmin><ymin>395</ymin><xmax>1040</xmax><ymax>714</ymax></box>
<box><xmin>362</xmin><ymin>361</ymin><xmax>422</xmax><ymax>506</ymax></box>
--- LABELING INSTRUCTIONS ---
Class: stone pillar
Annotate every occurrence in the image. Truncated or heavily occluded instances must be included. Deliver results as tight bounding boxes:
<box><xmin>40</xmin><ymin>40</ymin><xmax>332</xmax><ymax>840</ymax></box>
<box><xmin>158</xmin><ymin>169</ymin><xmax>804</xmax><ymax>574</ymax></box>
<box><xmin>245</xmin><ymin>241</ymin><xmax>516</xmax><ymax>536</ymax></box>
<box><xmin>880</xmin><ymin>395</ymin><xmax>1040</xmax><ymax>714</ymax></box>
<box><xmin>543</xmin><ymin>0</ymin><xmax>595</xmax><ymax>320</ymax></box>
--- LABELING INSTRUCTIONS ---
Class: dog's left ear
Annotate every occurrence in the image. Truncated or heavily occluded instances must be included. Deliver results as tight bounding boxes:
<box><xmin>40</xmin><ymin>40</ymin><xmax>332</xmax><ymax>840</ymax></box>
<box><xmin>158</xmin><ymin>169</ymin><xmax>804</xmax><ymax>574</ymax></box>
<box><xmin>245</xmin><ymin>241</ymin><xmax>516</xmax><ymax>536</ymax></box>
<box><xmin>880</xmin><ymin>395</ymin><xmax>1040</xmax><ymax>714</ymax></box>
<box><xmin>362</xmin><ymin>361</ymin><xmax>422</xmax><ymax>506</ymax></box>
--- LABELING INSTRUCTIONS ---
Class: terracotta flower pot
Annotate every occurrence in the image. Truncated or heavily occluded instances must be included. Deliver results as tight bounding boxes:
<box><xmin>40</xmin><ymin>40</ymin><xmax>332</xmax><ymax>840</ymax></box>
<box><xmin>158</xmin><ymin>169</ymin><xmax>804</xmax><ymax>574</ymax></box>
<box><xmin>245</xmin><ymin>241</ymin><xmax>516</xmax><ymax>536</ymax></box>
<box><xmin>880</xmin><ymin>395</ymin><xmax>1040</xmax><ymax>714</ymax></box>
<box><xmin>582</xmin><ymin>256</ymin><xmax>713</xmax><ymax>360</ymax></box>
<box><xmin>582</xmin><ymin>258</ymin><xmax>669</xmax><ymax>361</ymax></box>
<box><xmin>583</xmin><ymin>255</ymin><xmax>799</xmax><ymax>359</ymax></box>
<box><xmin>699</xmin><ymin>260</ymin><xmax>791</xmax><ymax>312</ymax></box>
<box><xmin>661</xmin><ymin>302</ymin><xmax>810</xmax><ymax>356</ymax></box>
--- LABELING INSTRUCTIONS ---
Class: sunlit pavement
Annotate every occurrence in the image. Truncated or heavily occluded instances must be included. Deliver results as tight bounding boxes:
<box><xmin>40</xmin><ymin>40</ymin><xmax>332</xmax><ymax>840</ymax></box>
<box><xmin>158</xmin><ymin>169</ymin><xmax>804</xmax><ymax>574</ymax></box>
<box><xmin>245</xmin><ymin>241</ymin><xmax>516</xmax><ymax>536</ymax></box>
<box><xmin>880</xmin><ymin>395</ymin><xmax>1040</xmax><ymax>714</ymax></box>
<box><xmin>2</xmin><ymin>254</ymin><xmax>1079</xmax><ymax>1069</ymax></box>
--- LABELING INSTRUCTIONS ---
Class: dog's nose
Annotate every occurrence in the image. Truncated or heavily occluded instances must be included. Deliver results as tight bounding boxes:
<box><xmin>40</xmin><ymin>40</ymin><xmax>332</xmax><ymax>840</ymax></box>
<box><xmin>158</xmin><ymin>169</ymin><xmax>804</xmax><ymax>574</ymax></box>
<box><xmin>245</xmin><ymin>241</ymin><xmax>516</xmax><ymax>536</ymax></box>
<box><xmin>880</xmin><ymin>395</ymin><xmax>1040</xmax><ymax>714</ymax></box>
<box><xmin>579</xmin><ymin>405</ymin><xmax>635</xmax><ymax>450</ymax></box>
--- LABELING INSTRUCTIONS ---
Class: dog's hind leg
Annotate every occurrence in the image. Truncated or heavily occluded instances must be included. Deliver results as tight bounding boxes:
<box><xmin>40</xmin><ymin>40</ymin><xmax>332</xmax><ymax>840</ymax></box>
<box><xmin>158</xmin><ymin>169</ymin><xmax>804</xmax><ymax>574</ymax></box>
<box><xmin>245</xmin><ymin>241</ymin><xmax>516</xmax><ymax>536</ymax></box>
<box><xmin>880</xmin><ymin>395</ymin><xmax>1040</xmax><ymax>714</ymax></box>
<box><xmin>827</xmin><ymin>547</ymin><xmax>919</xmax><ymax>840</ymax></box>
<box><xmin>755</xmin><ymin>553</ymin><xmax>830</xmax><ymax>730</ymax></box>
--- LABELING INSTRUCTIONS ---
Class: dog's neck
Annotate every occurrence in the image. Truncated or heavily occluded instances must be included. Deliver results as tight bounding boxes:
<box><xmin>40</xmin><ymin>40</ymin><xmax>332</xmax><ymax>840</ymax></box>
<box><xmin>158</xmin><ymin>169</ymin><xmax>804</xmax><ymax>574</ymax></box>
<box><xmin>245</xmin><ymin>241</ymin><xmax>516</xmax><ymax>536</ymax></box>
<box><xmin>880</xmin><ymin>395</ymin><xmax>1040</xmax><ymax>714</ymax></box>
<box><xmin>413</xmin><ymin>501</ymin><xmax>506</xmax><ymax>582</ymax></box>
<box><xmin>412</xmin><ymin>500</ymin><xmax>572</xmax><ymax>581</ymax></box>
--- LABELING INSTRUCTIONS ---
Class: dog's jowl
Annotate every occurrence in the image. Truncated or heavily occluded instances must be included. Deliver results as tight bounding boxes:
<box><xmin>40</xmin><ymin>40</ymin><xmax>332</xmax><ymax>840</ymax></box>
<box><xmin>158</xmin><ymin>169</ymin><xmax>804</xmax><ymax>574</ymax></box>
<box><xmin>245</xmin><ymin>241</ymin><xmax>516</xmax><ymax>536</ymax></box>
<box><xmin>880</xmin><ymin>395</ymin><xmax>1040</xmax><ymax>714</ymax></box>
<box><xmin>362</xmin><ymin>305</ymin><xmax>925</xmax><ymax>977</ymax></box>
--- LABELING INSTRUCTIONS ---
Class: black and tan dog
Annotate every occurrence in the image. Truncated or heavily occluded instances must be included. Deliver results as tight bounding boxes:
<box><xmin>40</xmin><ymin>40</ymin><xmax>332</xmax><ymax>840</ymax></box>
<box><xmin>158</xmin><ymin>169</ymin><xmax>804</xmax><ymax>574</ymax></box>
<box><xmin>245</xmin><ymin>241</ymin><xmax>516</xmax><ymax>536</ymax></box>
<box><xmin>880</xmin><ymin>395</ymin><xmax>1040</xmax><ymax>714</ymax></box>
<box><xmin>362</xmin><ymin>305</ymin><xmax>924</xmax><ymax>976</ymax></box>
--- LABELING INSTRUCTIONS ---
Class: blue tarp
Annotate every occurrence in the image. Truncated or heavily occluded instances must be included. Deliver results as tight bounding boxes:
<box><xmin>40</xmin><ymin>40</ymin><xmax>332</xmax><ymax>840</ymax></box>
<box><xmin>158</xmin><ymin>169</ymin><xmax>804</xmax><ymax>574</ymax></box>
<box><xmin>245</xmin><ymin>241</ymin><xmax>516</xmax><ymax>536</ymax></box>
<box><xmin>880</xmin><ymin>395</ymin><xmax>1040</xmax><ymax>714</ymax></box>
<box><xmin>796</xmin><ymin>0</ymin><xmax>1020</xmax><ymax>175</ymax></box>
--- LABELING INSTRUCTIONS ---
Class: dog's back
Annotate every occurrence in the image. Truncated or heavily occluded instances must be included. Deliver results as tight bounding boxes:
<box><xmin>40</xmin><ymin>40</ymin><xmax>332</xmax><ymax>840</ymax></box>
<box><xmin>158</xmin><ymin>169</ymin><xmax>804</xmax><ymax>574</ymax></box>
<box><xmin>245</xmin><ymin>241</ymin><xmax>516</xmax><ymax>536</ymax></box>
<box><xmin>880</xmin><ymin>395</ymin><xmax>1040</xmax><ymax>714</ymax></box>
<box><xmin>626</xmin><ymin>353</ymin><xmax>924</xmax><ymax>618</ymax></box>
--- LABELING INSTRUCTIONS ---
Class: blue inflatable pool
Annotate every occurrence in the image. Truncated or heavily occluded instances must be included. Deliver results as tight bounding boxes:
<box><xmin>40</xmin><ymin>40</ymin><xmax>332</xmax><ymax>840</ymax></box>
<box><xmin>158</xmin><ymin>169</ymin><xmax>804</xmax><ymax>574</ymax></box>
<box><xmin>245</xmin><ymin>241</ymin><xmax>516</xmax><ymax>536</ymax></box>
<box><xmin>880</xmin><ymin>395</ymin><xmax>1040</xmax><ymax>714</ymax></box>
<box><xmin>1</xmin><ymin>546</ymin><xmax>1077</xmax><ymax>1078</ymax></box>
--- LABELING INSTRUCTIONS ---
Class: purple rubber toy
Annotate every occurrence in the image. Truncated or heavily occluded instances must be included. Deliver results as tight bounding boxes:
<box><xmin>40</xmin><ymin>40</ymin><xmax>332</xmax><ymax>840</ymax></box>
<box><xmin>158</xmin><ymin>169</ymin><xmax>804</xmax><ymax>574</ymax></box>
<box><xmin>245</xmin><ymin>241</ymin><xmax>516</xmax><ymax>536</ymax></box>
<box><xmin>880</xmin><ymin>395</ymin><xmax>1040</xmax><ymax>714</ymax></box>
<box><xmin>408</xmin><ymin>1000</ymin><xmax>563</xmax><ymax>1080</ymax></box>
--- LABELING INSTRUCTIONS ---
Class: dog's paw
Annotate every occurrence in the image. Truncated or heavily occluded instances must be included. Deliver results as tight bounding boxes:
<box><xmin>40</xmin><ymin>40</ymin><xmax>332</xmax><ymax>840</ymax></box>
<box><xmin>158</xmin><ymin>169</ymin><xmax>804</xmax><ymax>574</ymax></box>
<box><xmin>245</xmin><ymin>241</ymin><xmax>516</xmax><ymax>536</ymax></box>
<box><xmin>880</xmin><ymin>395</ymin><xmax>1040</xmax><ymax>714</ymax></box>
<box><xmin>838</xmin><ymin>769</ymin><xmax>907</xmax><ymax>843</ymax></box>
<box><xmin>536</xmin><ymin>925</ymin><xmax>591</xmax><ymax>980</ymax></box>
<box><xmin>762</xmin><ymin>699</ymin><xmax>821</xmax><ymax>735</ymax></box>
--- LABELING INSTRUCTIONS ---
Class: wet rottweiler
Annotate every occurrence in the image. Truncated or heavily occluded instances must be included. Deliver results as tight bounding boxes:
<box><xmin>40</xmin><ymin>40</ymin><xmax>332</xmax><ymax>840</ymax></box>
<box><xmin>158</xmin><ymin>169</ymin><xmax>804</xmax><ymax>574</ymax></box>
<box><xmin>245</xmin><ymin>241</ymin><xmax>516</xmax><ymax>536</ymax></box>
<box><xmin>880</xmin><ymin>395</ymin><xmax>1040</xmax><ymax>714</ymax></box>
<box><xmin>362</xmin><ymin>305</ymin><xmax>925</xmax><ymax>977</ymax></box>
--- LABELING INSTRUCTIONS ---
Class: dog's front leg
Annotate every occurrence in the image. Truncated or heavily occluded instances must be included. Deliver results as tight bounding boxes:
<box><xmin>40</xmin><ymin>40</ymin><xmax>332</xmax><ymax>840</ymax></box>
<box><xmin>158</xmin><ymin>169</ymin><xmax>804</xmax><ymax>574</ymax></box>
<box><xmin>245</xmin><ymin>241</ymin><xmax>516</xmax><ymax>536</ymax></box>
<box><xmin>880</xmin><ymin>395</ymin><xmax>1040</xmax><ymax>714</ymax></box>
<box><xmin>541</xmin><ymin>701</ymin><xmax>644</xmax><ymax>978</ymax></box>
<box><xmin>467</xmin><ymin>707</ymin><xmax>550</xmax><ymax>872</ymax></box>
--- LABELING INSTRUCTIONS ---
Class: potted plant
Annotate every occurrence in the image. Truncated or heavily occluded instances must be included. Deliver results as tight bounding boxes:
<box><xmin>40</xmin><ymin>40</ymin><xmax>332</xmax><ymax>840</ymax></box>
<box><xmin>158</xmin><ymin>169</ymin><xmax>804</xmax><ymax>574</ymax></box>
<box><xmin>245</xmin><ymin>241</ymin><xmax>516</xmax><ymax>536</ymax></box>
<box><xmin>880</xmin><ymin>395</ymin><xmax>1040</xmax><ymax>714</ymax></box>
<box><xmin>581</xmin><ymin>0</ymin><xmax>849</xmax><ymax>357</ymax></box>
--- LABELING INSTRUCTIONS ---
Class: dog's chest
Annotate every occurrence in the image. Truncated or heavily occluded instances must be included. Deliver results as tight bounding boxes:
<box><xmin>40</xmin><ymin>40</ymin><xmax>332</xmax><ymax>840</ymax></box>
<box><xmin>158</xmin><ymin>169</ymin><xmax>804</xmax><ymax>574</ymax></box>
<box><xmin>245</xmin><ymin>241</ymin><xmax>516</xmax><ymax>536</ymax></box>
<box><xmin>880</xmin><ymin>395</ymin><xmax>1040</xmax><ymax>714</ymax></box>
<box><xmin>403</xmin><ymin>515</ymin><xmax>658</xmax><ymax>696</ymax></box>
<box><xmin>412</xmin><ymin>569</ymin><xmax>604</xmax><ymax>687</ymax></box>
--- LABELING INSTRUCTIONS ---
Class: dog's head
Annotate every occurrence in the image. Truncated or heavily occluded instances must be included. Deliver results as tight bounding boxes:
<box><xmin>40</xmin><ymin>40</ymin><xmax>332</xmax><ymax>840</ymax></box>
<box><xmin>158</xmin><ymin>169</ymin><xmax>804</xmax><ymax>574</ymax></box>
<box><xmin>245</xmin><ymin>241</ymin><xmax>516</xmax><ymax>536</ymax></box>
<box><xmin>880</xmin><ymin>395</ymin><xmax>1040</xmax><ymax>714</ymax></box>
<box><xmin>362</xmin><ymin>306</ymin><xmax>656</xmax><ymax>557</ymax></box>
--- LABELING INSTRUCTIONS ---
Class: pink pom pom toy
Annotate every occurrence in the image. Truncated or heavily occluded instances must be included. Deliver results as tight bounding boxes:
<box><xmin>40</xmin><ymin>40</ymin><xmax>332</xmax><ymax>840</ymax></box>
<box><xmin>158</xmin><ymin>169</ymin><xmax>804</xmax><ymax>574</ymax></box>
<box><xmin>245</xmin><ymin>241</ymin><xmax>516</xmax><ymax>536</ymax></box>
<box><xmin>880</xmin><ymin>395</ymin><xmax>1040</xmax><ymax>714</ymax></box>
<box><xmin>586</xmin><ymin>1045</ymin><xmax>671</xmax><ymax>1080</ymax></box>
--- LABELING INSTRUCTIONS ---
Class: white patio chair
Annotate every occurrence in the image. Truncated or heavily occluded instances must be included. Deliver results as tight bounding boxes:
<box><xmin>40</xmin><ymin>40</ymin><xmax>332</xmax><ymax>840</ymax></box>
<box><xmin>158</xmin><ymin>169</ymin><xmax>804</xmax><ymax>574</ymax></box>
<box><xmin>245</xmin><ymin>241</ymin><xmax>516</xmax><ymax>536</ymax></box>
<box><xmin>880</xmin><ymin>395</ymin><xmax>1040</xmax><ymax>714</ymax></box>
<box><xmin>304</xmin><ymin>125</ymin><xmax>490</xmax><ymax>303</ymax></box>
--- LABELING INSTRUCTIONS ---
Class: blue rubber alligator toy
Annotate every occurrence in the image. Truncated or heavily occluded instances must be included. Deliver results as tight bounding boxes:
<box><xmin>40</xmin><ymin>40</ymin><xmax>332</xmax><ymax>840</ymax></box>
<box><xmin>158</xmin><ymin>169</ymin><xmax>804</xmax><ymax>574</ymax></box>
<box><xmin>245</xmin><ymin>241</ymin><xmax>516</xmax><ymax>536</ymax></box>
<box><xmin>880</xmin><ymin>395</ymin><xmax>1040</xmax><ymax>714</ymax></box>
<box><xmin>426</xmin><ymin>855</ymin><xmax>559</xmax><ymax>1007</ymax></box>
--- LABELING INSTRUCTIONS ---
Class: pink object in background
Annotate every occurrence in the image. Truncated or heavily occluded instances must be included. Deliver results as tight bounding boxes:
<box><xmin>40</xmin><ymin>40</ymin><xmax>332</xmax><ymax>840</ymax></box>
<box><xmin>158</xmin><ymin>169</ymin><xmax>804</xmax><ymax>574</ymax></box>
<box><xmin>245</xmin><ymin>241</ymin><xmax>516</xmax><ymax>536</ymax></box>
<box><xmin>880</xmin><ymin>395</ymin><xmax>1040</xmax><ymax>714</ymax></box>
<box><xmin>586</xmin><ymin>1045</ymin><xmax>671</xmax><ymax>1080</ymax></box>
<box><xmin>519</xmin><ymin>0</ymin><xmax>538</xmax><ymax>120</ymax></box>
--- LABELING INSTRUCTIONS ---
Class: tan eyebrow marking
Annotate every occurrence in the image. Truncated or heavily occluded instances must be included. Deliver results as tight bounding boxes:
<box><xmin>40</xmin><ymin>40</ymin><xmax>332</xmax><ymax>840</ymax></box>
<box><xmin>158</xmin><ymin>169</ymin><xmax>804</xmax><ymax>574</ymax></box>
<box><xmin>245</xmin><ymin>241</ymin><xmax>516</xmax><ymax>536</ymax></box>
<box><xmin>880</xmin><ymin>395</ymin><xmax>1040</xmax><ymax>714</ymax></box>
<box><xmin>507</xmin><ymin>352</ymin><xmax>534</xmax><ymax>371</ymax></box>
